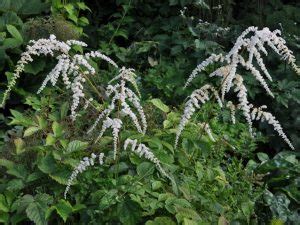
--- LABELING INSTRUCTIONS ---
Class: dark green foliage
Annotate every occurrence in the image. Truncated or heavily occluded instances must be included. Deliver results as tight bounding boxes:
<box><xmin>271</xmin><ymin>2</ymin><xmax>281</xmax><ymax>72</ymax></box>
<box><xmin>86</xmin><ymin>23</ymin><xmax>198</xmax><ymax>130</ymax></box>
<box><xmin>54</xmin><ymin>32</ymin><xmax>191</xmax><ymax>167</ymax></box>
<box><xmin>0</xmin><ymin>0</ymin><xmax>300</xmax><ymax>224</ymax></box>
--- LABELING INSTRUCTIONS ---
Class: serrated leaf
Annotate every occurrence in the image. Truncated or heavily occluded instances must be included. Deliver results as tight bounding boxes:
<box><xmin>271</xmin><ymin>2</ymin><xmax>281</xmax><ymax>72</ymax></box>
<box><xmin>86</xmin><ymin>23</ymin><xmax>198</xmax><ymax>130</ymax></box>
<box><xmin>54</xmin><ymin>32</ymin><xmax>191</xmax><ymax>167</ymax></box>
<box><xmin>26</xmin><ymin>202</ymin><xmax>47</xmax><ymax>225</ymax></box>
<box><xmin>137</xmin><ymin>162</ymin><xmax>154</xmax><ymax>177</ymax></box>
<box><xmin>38</xmin><ymin>154</ymin><xmax>56</xmax><ymax>174</ymax></box>
<box><xmin>66</xmin><ymin>140</ymin><xmax>88</xmax><ymax>153</ymax></box>
<box><xmin>150</xmin><ymin>98</ymin><xmax>169</xmax><ymax>113</ymax></box>
<box><xmin>24</xmin><ymin>126</ymin><xmax>40</xmax><ymax>137</ymax></box>
<box><xmin>117</xmin><ymin>198</ymin><xmax>141</xmax><ymax>225</ymax></box>
<box><xmin>54</xmin><ymin>200</ymin><xmax>73</xmax><ymax>222</ymax></box>
<box><xmin>49</xmin><ymin>170</ymin><xmax>71</xmax><ymax>185</ymax></box>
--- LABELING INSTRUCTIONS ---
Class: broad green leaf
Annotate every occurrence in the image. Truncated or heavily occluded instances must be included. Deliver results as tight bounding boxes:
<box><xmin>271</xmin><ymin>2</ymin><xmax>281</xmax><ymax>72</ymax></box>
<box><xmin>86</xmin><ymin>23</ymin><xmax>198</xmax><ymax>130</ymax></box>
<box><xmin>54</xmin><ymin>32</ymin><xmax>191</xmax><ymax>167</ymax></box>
<box><xmin>26</xmin><ymin>202</ymin><xmax>47</xmax><ymax>225</ymax></box>
<box><xmin>14</xmin><ymin>138</ymin><xmax>25</xmax><ymax>154</ymax></box>
<box><xmin>60</xmin><ymin>102</ymin><xmax>69</xmax><ymax>119</ymax></box>
<box><xmin>3</xmin><ymin>37</ymin><xmax>22</xmax><ymax>49</ymax></box>
<box><xmin>0</xmin><ymin>194</ymin><xmax>9</xmax><ymax>212</ymax></box>
<box><xmin>37</xmin><ymin>116</ymin><xmax>47</xmax><ymax>130</ymax></box>
<box><xmin>0</xmin><ymin>211</ymin><xmax>9</xmax><ymax>224</ymax></box>
<box><xmin>165</xmin><ymin>198</ymin><xmax>191</xmax><ymax>214</ymax></box>
<box><xmin>0</xmin><ymin>158</ymin><xmax>15</xmax><ymax>169</ymax></box>
<box><xmin>52</xmin><ymin>121</ymin><xmax>64</xmax><ymax>137</ymax></box>
<box><xmin>152</xmin><ymin>181</ymin><xmax>163</xmax><ymax>190</ymax></box>
<box><xmin>6</xmin><ymin>24</ymin><xmax>23</xmax><ymax>41</ymax></box>
<box><xmin>150</xmin><ymin>98</ymin><xmax>170</xmax><ymax>113</ymax></box>
<box><xmin>257</xmin><ymin>152</ymin><xmax>269</xmax><ymax>162</ymax></box>
<box><xmin>146</xmin><ymin>217</ymin><xmax>176</xmax><ymax>225</ymax></box>
<box><xmin>66</xmin><ymin>140</ymin><xmax>88</xmax><ymax>153</ymax></box>
<box><xmin>46</xmin><ymin>134</ymin><xmax>56</xmax><ymax>146</ymax></box>
<box><xmin>24</xmin><ymin>59</ymin><xmax>45</xmax><ymax>75</ymax></box>
<box><xmin>38</xmin><ymin>154</ymin><xmax>56</xmax><ymax>174</ymax></box>
<box><xmin>9</xmin><ymin>109</ymin><xmax>35</xmax><ymax>126</ymax></box>
<box><xmin>49</xmin><ymin>170</ymin><xmax>71</xmax><ymax>185</ymax></box>
<box><xmin>182</xmin><ymin>218</ymin><xmax>198</xmax><ymax>225</ymax></box>
<box><xmin>137</xmin><ymin>162</ymin><xmax>154</xmax><ymax>177</ymax></box>
<box><xmin>24</xmin><ymin>126</ymin><xmax>40</xmax><ymax>137</ymax></box>
<box><xmin>54</xmin><ymin>200</ymin><xmax>73</xmax><ymax>222</ymax></box>
<box><xmin>117</xmin><ymin>198</ymin><xmax>141</xmax><ymax>225</ymax></box>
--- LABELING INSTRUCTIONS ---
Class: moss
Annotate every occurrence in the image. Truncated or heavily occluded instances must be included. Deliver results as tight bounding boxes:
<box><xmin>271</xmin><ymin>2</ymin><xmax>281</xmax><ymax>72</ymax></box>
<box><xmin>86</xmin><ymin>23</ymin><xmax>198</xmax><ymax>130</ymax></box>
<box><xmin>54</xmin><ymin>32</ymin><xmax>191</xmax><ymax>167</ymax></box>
<box><xmin>23</xmin><ymin>16</ymin><xmax>81</xmax><ymax>42</ymax></box>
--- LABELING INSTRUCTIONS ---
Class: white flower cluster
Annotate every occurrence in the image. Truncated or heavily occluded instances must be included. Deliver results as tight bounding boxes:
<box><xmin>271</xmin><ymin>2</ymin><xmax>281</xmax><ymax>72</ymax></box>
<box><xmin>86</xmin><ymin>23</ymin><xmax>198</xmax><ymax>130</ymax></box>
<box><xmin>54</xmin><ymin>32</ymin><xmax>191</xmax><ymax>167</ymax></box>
<box><xmin>64</xmin><ymin>152</ymin><xmax>105</xmax><ymax>199</ymax></box>
<box><xmin>226</xmin><ymin>101</ymin><xmax>236</xmax><ymax>124</ymax></box>
<box><xmin>175</xmin><ymin>84</ymin><xmax>222</xmax><ymax>148</ymax></box>
<box><xmin>198</xmin><ymin>123</ymin><xmax>215</xmax><ymax>142</ymax></box>
<box><xmin>87</xmin><ymin>67</ymin><xmax>147</xmax><ymax>159</ymax></box>
<box><xmin>250</xmin><ymin>105</ymin><xmax>294</xmax><ymax>150</ymax></box>
<box><xmin>95</xmin><ymin>117</ymin><xmax>122</xmax><ymax>159</ymax></box>
<box><xmin>1</xmin><ymin>35</ymin><xmax>118</xmax><ymax>121</ymax></box>
<box><xmin>185</xmin><ymin>27</ymin><xmax>300</xmax><ymax>94</ymax></box>
<box><xmin>124</xmin><ymin>138</ymin><xmax>170</xmax><ymax>180</ymax></box>
<box><xmin>233</xmin><ymin>75</ymin><xmax>253</xmax><ymax>135</ymax></box>
<box><xmin>177</xmin><ymin>27</ymin><xmax>298</xmax><ymax>149</ymax></box>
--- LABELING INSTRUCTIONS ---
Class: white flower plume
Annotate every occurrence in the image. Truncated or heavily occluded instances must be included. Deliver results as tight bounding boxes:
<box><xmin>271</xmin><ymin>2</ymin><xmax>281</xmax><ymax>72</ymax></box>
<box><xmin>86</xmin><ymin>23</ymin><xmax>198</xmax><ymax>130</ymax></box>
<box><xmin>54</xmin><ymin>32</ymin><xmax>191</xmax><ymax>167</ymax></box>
<box><xmin>175</xmin><ymin>84</ymin><xmax>221</xmax><ymax>148</ymax></box>
<box><xmin>87</xmin><ymin>67</ymin><xmax>147</xmax><ymax>159</ymax></box>
<box><xmin>1</xmin><ymin>34</ymin><xmax>118</xmax><ymax>121</ymax></box>
<box><xmin>177</xmin><ymin>27</ymin><xmax>297</xmax><ymax>149</ymax></box>
<box><xmin>64</xmin><ymin>153</ymin><xmax>105</xmax><ymax>199</ymax></box>
<box><xmin>124</xmin><ymin>138</ymin><xmax>171</xmax><ymax>180</ymax></box>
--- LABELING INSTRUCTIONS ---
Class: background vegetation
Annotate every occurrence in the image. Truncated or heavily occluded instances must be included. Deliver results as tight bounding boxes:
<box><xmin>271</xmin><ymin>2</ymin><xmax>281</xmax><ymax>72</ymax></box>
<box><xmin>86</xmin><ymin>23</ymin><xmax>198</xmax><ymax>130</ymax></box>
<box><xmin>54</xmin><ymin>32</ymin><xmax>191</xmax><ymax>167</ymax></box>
<box><xmin>0</xmin><ymin>0</ymin><xmax>299</xmax><ymax>224</ymax></box>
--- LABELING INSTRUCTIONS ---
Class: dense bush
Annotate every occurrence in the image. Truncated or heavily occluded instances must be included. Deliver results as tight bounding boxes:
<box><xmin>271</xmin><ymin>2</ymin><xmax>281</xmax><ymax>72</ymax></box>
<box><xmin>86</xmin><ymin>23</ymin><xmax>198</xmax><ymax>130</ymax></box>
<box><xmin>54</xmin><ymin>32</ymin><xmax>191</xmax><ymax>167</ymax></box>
<box><xmin>0</xmin><ymin>0</ymin><xmax>299</xmax><ymax>224</ymax></box>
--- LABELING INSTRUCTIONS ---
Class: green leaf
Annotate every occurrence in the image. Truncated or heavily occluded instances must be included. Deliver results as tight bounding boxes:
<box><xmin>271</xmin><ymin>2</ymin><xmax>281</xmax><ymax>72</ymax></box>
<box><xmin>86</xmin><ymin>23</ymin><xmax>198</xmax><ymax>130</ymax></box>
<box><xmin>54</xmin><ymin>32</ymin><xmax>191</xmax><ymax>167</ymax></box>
<box><xmin>37</xmin><ymin>116</ymin><xmax>47</xmax><ymax>130</ymax></box>
<box><xmin>257</xmin><ymin>152</ymin><xmax>269</xmax><ymax>162</ymax></box>
<box><xmin>66</xmin><ymin>140</ymin><xmax>88</xmax><ymax>153</ymax></box>
<box><xmin>24</xmin><ymin>126</ymin><xmax>40</xmax><ymax>137</ymax></box>
<box><xmin>52</xmin><ymin>121</ymin><xmax>64</xmax><ymax>137</ymax></box>
<box><xmin>137</xmin><ymin>162</ymin><xmax>154</xmax><ymax>177</ymax></box>
<box><xmin>46</xmin><ymin>134</ymin><xmax>56</xmax><ymax>146</ymax></box>
<box><xmin>54</xmin><ymin>200</ymin><xmax>73</xmax><ymax>222</ymax></box>
<box><xmin>146</xmin><ymin>217</ymin><xmax>176</xmax><ymax>225</ymax></box>
<box><xmin>0</xmin><ymin>194</ymin><xmax>9</xmax><ymax>212</ymax></box>
<box><xmin>150</xmin><ymin>98</ymin><xmax>170</xmax><ymax>113</ymax></box>
<box><xmin>38</xmin><ymin>153</ymin><xmax>56</xmax><ymax>174</ymax></box>
<box><xmin>26</xmin><ymin>202</ymin><xmax>47</xmax><ymax>225</ymax></box>
<box><xmin>152</xmin><ymin>181</ymin><xmax>163</xmax><ymax>191</ymax></box>
<box><xmin>117</xmin><ymin>198</ymin><xmax>141</xmax><ymax>225</ymax></box>
<box><xmin>14</xmin><ymin>138</ymin><xmax>25</xmax><ymax>154</ymax></box>
<box><xmin>0</xmin><ymin>211</ymin><xmax>9</xmax><ymax>224</ymax></box>
<box><xmin>24</xmin><ymin>59</ymin><xmax>45</xmax><ymax>75</ymax></box>
<box><xmin>3</xmin><ymin>37</ymin><xmax>22</xmax><ymax>49</ymax></box>
<box><xmin>241</xmin><ymin>201</ymin><xmax>254</xmax><ymax>222</ymax></box>
<box><xmin>6</xmin><ymin>24</ymin><xmax>23</xmax><ymax>42</ymax></box>
<box><xmin>0</xmin><ymin>158</ymin><xmax>15</xmax><ymax>169</ymax></box>
<box><xmin>60</xmin><ymin>102</ymin><xmax>69</xmax><ymax>119</ymax></box>
<box><xmin>49</xmin><ymin>170</ymin><xmax>71</xmax><ymax>185</ymax></box>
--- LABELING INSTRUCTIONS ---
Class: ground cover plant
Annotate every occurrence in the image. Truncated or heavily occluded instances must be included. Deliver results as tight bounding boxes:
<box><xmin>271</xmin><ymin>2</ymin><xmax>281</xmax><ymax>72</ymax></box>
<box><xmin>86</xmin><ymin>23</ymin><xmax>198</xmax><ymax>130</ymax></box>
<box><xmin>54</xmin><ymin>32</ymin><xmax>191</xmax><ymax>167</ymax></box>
<box><xmin>0</xmin><ymin>0</ymin><xmax>299</xmax><ymax>225</ymax></box>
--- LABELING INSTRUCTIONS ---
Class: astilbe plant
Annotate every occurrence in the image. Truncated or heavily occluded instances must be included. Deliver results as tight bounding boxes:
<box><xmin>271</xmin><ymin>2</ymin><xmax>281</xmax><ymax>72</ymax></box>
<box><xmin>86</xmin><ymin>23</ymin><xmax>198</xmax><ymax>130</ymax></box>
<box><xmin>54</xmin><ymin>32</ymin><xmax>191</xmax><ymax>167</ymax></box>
<box><xmin>176</xmin><ymin>26</ymin><xmax>299</xmax><ymax>150</ymax></box>
<box><xmin>0</xmin><ymin>34</ymin><xmax>118</xmax><ymax>120</ymax></box>
<box><xmin>1</xmin><ymin>35</ymin><xmax>169</xmax><ymax>199</ymax></box>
